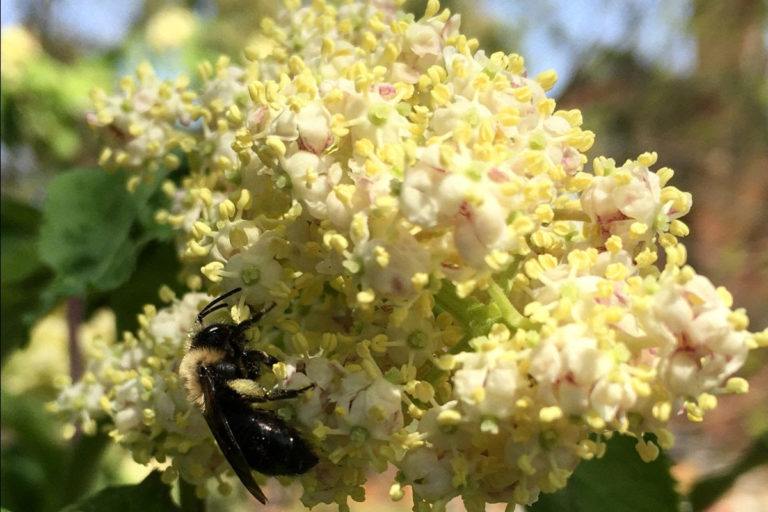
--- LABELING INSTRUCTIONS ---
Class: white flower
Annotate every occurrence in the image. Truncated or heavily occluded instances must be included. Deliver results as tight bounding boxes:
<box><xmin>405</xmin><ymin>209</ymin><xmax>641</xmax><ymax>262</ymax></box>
<box><xmin>220</xmin><ymin>236</ymin><xmax>283</xmax><ymax>305</ymax></box>
<box><xmin>405</xmin><ymin>22</ymin><xmax>442</xmax><ymax>59</ymax></box>
<box><xmin>344</xmin><ymin>375</ymin><xmax>404</xmax><ymax>440</ymax></box>
<box><xmin>454</xmin><ymin>346</ymin><xmax>520</xmax><ymax>419</ymax></box>
<box><xmin>453</xmin><ymin>195</ymin><xmax>511</xmax><ymax>265</ymax></box>
<box><xmin>590</xmin><ymin>373</ymin><xmax>637</xmax><ymax>421</ymax></box>
<box><xmin>529</xmin><ymin>340</ymin><xmax>562</xmax><ymax>384</ymax></box>
<box><xmin>359</xmin><ymin>233</ymin><xmax>430</xmax><ymax>299</ymax></box>
<box><xmin>400</xmin><ymin>447</ymin><xmax>455</xmax><ymax>502</ymax></box>
<box><xmin>581</xmin><ymin>160</ymin><xmax>661</xmax><ymax>245</ymax></box>
<box><xmin>296</xmin><ymin>102</ymin><xmax>333</xmax><ymax>154</ymax></box>
<box><xmin>562</xmin><ymin>337</ymin><xmax>612</xmax><ymax>386</ymax></box>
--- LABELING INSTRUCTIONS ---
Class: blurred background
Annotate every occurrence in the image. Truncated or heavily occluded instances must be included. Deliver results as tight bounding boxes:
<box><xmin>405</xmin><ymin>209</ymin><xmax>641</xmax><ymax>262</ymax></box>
<box><xmin>1</xmin><ymin>1</ymin><xmax>766</xmax><ymax>511</ymax></box>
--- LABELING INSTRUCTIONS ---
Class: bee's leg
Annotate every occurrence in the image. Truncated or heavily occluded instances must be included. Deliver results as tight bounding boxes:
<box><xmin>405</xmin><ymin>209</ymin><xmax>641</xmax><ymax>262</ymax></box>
<box><xmin>240</xmin><ymin>350</ymin><xmax>278</xmax><ymax>380</ymax></box>
<box><xmin>242</xmin><ymin>384</ymin><xmax>315</xmax><ymax>403</ymax></box>
<box><xmin>240</xmin><ymin>349</ymin><xmax>282</xmax><ymax>380</ymax></box>
<box><xmin>235</xmin><ymin>303</ymin><xmax>277</xmax><ymax>336</ymax></box>
<box><xmin>245</xmin><ymin>349</ymin><xmax>278</xmax><ymax>366</ymax></box>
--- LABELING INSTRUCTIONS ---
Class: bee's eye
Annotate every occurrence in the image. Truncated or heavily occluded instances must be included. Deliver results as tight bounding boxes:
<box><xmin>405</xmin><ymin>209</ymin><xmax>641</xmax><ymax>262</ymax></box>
<box><xmin>204</xmin><ymin>325</ymin><xmax>222</xmax><ymax>336</ymax></box>
<box><xmin>194</xmin><ymin>324</ymin><xmax>229</xmax><ymax>347</ymax></box>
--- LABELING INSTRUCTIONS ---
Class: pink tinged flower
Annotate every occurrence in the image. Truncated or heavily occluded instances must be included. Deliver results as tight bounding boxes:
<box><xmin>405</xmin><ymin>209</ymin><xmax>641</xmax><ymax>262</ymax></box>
<box><xmin>360</xmin><ymin>235</ymin><xmax>429</xmax><ymax>298</ymax></box>
<box><xmin>453</xmin><ymin>197</ymin><xmax>508</xmax><ymax>266</ymax></box>
<box><xmin>560</xmin><ymin>147</ymin><xmax>582</xmax><ymax>175</ymax></box>
<box><xmin>613</xmin><ymin>166</ymin><xmax>661</xmax><ymax>223</ymax></box>
<box><xmin>296</xmin><ymin>102</ymin><xmax>333</xmax><ymax>154</ymax></box>
<box><xmin>488</xmin><ymin>167</ymin><xmax>509</xmax><ymax>183</ymax></box>
<box><xmin>561</xmin><ymin>337</ymin><xmax>612</xmax><ymax>386</ymax></box>
<box><xmin>580</xmin><ymin>163</ymin><xmax>661</xmax><ymax>235</ymax></box>
<box><xmin>689</xmin><ymin>310</ymin><xmax>746</xmax><ymax>356</ymax></box>
<box><xmin>246</xmin><ymin>106</ymin><xmax>267</xmax><ymax>132</ymax></box>
<box><xmin>663</xmin><ymin>351</ymin><xmax>701</xmax><ymax>396</ymax></box>
<box><xmin>557</xmin><ymin>381</ymin><xmax>590</xmax><ymax>414</ymax></box>
<box><xmin>375</xmin><ymin>83</ymin><xmax>397</xmax><ymax>100</ymax></box>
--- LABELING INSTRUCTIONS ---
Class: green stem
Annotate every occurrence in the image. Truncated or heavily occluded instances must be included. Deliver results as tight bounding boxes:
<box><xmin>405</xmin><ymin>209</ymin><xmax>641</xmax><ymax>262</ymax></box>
<box><xmin>179</xmin><ymin>479</ymin><xmax>206</xmax><ymax>512</ymax></box>
<box><xmin>434</xmin><ymin>282</ymin><xmax>475</xmax><ymax>335</ymax></box>
<box><xmin>487</xmin><ymin>280</ymin><xmax>524</xmax><ymax>327</ymax></box>
<box><xmin>448</xmin><ymin>337</ymin><xmax>472</xmax><ymax>355</ymax></box>
<box><xmin>434</xmin><ymin>282</ymin><xmax>476</xmax><ymax>355</ymax></box>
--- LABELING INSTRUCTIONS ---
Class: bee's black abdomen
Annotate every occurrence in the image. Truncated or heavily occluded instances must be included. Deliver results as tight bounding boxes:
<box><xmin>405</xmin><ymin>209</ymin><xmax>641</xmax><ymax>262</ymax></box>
<box><xmin>226</xmin><ymin>405</ymin><xmax>319</xmax><ymax>475</ymax></box>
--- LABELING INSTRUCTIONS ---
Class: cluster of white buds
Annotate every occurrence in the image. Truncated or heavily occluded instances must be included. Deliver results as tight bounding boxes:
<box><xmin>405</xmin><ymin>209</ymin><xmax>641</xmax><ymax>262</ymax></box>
<box><xmin>55</xmin><ymin>0</ymin><xmax>765</xmax><ymax>510</ymax></box>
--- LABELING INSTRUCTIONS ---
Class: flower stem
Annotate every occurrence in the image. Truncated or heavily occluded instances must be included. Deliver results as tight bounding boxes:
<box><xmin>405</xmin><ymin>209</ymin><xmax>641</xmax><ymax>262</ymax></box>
<box><xmin>179</xmin><ymin>479</ymin><xmax>206</xmax><ymax>512</ymax></box>
<box><xmin>434</xmin><ymin>281</ymin><xmax>475</xmax><ymax>335</ymax></box>
<box><xmin>67</xmin><ymin>296</ymin><xmax>84</xmax><ymax>382</ymax></box>
<box><xmin>487</xmin><ymin>280</ymin><xmax>524</xmax><ymax>327</ymax></box>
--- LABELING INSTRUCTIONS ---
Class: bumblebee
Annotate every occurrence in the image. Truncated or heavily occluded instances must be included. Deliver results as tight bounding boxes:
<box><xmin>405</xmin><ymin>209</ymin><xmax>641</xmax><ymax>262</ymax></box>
<box><xmin>180</xmin><ymin>288</ymin><xmax>318</xmax><ymax>503</ymax></box>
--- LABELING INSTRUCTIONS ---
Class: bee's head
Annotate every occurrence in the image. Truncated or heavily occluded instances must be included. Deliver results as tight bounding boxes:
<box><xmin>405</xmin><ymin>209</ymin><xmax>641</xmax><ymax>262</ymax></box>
<box><xmin>191</xmin><ymin>323</ymin><xmax>235</xmax><ymax>350</ymax></box>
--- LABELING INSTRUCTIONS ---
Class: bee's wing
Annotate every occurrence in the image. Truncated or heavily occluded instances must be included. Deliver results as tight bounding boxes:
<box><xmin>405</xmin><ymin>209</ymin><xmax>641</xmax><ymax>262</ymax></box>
<box><xmin>198</xmin><ymin>365</ymin><xmax>268</xmax><ymax>504</ymax></box>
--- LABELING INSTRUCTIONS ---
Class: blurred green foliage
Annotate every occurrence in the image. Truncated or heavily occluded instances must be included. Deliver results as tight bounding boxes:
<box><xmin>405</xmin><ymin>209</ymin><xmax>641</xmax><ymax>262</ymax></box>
<box><xmin>0</xmin><ymin>197</ymin><xmax>51</xmax><ymax>362</ymax></box>
<box><xmin>38</xmin><ymin>168</ymin><xmax>173</xmax><ymax>310</ymax></box>
<box><xmin>529</xmin><ymin>435</ymin><xmax>679</xmax><ymax>512</ymax></box>
<box><xmin>61</xmin><ymin>472</ymin><xmax>181</xmax><ymax>512</ymax></box>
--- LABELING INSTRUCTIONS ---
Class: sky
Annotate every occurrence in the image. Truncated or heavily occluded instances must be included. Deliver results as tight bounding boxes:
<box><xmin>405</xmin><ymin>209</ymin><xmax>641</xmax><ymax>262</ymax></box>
<box><xmin>485</xmin><ymin>0</ymin><xmax>696</xmax><ymax>95</ymax></box>
<box><xmin>1</xmin><ymin>0</ymin><xmax>698</xmax><ymax>97</ymax></box>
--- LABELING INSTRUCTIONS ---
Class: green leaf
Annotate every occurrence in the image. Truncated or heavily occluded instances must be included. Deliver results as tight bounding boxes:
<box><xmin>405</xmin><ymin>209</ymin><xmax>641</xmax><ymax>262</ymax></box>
<box><xmin>178</xmin><ymin>480</ymin><xmax>206</xmax><ymax>512</ymax></box>
<box><xmin>0</xmin><ymin>196</ymin><xmax>52</xmax><ymax>362</ymax></box>
<box><xmin>38</xmin><ymin>168</ymin><xmax>172</xmax><ymax>301</ymax></box>
<box><xmin>529</xmin><ymin>435</ymin><xmax>680</xmax><ymax>512</ymax></box>
<box><xmin>38</xmin><ymin>169</ymin><xmax>139</xmax><ymax>297</ymax></box>
<box><xmin>1</xmin><ymin>196</ymin><xmax>43</xmax><ymax>282</ymax></box>
<box><xmin>2</xmin><ymin>169</ymin><xmax>174</xmax><ymax>361</ymax></box>
<box><xmin>60</xmin><ymin>472</ymin><xmax>181</xmax><ymax>512</ymax></box>
<box><xmin>688</xmin><ymin>434</ymin><xmax>768</xmax><ymax>511</ymax></box>
<box><xmin>90</xmin><ymin>239</ymin><xmax>183</xmax><ymax>333</ymax></box>
<box><xmin>1</xmin><ymin>390</ymin><xmax>69</xmax><ymax>512</ymax></box>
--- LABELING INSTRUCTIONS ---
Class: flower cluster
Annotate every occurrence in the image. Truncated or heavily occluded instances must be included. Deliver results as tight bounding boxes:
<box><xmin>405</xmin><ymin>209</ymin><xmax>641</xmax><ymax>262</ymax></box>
<box><xmin>51</xmin><ymin>293</ymin><xmax>243</xmax><ymax>494</ymax></box>
<box><xmin>56</xmin><ymin>1</ymin><xmax>766</xmax><ymax>510</ymax></box>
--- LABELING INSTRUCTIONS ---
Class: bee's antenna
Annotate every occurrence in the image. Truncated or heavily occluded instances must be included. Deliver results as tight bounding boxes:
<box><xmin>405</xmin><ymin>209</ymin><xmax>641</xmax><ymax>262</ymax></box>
<box><xmin>235</xmin><ymin>303</ymin><xmax>276</xmax><ymax>334</ymax></box>
<box><xmin>197</xmin><ymin>302</ymin><xmax>229</xmax><ymax>323</ymax></box>
<box><xmin>198</xmin><ymin>287</ymin><xmax>242</xmax><ymax>323</ymax></box>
